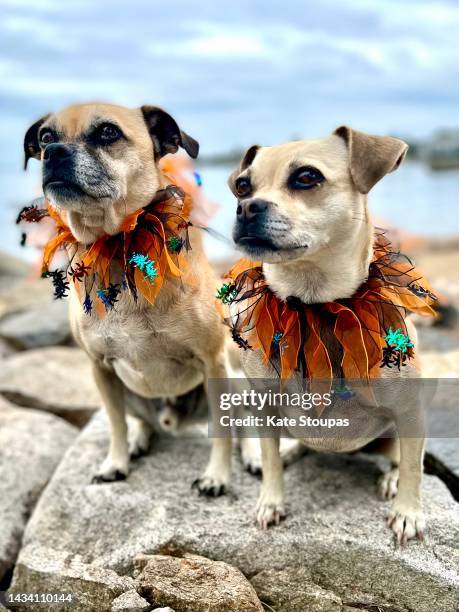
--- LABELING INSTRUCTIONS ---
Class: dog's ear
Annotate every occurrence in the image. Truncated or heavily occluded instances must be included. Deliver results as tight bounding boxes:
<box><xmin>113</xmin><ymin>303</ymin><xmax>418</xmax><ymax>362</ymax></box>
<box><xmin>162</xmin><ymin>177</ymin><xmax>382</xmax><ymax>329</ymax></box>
<box><xmin>228</xmin><ymin>145</ymin><xmax>260</xmax><ymax>194</ymax></box>
<box><xmin>334</xmin><ymin>126</ymin><xmax>408</xmax><ymax>194</ymax></box>
<box><xmin>24</xmin><ymin>114</ymin><xmax>50</xmax><ymax>170</ymax></box>
<box><xmin>141</xmin><ymin>106</ymin><xmax>199</xmax><ymax>159</ymax></box>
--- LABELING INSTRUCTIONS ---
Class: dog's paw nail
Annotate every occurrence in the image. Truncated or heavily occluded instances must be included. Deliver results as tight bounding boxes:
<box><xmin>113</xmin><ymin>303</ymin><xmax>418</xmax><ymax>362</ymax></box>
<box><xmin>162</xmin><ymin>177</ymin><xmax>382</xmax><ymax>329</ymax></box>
<box><xmin>130</xmin><ymin>446</ymin><xmax>148</xmax><ymax>460</ymax></box>
<box><xmin>192</xmin><ymin>477</ymin><xmax>227</xmax><ymax>497</ymax></box>
<box><xmin>256</xmin><ymin>502</ymin><xmax>285</xmax><ymax>529</ymax></box>
<box><xmin>245</xmin><ymin>463</ymin><xmax>262</xmax><ymax>477</ymax></box>
<box><xmin>91</xmin><ymin>469</ymin><xmax>127</xmax><ymax>484</ymax></box>
<box><xmin>386</xmin><ymin>503</ymin><xmax>425</xmax><ymax>545</ymax></box>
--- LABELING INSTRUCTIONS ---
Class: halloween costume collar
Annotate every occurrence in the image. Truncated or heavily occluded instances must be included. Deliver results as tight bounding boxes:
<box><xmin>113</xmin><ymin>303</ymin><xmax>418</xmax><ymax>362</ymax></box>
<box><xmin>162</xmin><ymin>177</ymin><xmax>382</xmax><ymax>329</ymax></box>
<box><xmin>217</xmin><ymin>232</ymin><xmax>437</xmax><ymax>380</ymax></box>
<box><xmin>17</xmin><ymin>185</ymin><xmax>193</xmax><ymax>316</ymax></box>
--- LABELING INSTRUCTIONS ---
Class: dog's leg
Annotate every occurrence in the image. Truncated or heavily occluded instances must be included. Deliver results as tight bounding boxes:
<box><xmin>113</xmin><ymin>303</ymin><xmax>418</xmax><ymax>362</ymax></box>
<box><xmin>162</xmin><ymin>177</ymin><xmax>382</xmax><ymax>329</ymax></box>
<box><xmin>128</xmin><ymin>416</ymin><xmax>153</xmax><ymax>459</ymax></box>
<box><xmin>256</xmin><ymin>437</ymin><xmax>285</xmax><ymax>529</ymax></box>
<box><xmin>386</xmin><ymin>432</ymin><xmax>425</xmax><ymax>544</ymax></box>
<box><xmin>240</xmin><ymin>437</ymin><xmax>306</xmax><ymax>476</ymax></box>
<box><xmin>240</xmin><ymin>437</ymin><xmax>263</xmax><ymax>476</ymax></box>
<box><xmin>91</xmin><ymin>362</ymin><xmax>129</xmax><ymax>483</ymax></box>
<box><xmin>377</xmin><ymin>437</ymin><xmax>400</xmax><ymax>500</ymax></box>
<box><xmin>193</xmin><ymin>357</ymin><xmax>232</xmax><ymax>496</ymax></box>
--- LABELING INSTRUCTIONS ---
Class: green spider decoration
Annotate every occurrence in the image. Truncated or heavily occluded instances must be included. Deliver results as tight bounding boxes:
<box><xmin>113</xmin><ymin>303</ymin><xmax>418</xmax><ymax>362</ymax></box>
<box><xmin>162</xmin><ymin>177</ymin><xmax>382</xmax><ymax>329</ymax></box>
<box><xmin>381</xmin><ymin>327</ymin><xmax>414</xmax><ymax>370</ymax></box>
<box><xmin>384</xmin><ymin>327</ymin><xmax>414</xmax><ymax>353</ymax></box>
<box><xmin>216</xmin><ymin>282</ymin><xmax>238</xmax><ymax>305</ymax></box>
<box><xmin>167</xmin><ymin>235</ymin><xmax>183</xmax><ymax>253</ymax></box>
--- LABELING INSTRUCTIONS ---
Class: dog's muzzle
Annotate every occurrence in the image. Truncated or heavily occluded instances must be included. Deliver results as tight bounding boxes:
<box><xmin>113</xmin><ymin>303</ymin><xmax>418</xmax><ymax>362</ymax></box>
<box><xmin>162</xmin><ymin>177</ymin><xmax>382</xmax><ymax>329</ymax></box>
<box><xmin>42</xmin><ymin>143</ymin><xmax>85</xmax><ymax>198</ymax></box>
<box><xmin>233</xmin><ymin>198</ymin><xmax>278</xmax><ymax>251</ymax></box>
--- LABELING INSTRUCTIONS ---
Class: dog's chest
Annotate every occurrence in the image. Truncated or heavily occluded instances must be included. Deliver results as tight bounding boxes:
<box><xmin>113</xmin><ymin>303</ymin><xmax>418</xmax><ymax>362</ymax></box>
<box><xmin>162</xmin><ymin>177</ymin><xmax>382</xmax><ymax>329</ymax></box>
<box><xmin>71</xmin><ymin>290</ymin><xmax>203</xmax><ymax>398</ymax></box>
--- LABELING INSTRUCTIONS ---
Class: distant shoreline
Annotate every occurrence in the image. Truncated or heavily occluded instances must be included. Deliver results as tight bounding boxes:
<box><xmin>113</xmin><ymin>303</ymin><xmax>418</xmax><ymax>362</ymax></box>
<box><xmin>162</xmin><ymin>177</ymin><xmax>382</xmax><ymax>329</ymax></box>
<box><xmin>196</xmin><ymin>129</ymin><xmax>459</xmax><ymax>171</ymax></box>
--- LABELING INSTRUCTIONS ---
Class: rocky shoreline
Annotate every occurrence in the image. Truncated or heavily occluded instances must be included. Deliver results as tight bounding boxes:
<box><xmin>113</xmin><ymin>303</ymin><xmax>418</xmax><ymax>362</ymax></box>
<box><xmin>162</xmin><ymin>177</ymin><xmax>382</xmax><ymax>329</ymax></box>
<box><xmin>0</xmin><ymin>249</ymin><xmax>458</xmax><ymax>611</ymax></box>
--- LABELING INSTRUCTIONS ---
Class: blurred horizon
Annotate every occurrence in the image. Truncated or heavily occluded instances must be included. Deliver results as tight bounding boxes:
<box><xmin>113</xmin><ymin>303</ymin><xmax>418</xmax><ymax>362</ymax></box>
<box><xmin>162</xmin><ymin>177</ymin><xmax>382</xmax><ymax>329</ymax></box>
<box><xmin>1</xmin><ymin>0</ymin><xmax>458</xmax><ymax>259</ymax></box>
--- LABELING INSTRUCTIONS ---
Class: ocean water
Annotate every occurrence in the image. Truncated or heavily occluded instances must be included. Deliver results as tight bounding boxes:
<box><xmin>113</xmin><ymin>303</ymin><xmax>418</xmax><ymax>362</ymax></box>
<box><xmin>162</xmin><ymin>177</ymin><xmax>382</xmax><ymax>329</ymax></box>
<box><xmin>2</xmin><ymin>161</ymin><xmax>459</xmax><ymax>264</ymax></box>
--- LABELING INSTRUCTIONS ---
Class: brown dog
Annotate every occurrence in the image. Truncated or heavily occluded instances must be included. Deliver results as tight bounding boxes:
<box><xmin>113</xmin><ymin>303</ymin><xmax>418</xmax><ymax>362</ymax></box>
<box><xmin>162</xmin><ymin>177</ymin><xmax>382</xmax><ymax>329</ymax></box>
<box><xmin>228</xmin><ymin>127</ymin><xmax>429</xmax><ymax>543</ymax></box>
<box><xmin>24</xmin><ymin>103</ymin><xmax>232</xmax><ymax>492</ymax></box>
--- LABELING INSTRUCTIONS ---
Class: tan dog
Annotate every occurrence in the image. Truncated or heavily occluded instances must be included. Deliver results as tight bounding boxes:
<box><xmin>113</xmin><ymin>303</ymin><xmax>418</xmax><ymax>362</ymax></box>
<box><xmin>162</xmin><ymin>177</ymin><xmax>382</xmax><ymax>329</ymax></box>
<box><xmin>24</xmin><ymin>103</ymin><xmax>232</xmax><ymax>492</ymax></box>
<box><xmin>228</xmin><ymin>127</ymin><xmax>427</xmax><ymax>543</ymax></box>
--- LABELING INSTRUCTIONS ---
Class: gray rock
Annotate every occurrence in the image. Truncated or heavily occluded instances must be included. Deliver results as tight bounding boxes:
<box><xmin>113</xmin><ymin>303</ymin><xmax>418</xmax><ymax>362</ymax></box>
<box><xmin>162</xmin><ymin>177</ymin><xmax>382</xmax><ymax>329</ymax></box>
<box><xmin>10</xmin><ymin>546</ymin><xmax>135</xmax><ymax>612</ymax></box>
<box><xmin>110</xmin><ymin>589</ymin><xmax>151</xmax><ymax>611</ymax></box>
<box><xmin>0</xmin><ymin>299</ymin><xmax>71</xmax><ymax>350</ymax></box>
<box><xmin>428</xmin><ymin>438</ymin><xmax>459</xmax><ymax>480</ymax></box>
<box><xmin>10</xmin><ymin>413</ymin><xmax>459</xmax><ymax>612</ymax></box>
<box><xmin>251</xmin><ymin>567</ymin><xmax>341</xmax><ymax>612</ymax></box>
<box><xmin>0</xmin><ymin>338</ymin><xmax>15</xmax><ymax>359</ymax></box>
<box><xmin>135</xmin><ymin>553</ymin><xmax>263</xmax><ymax>611</ymax></box>
<box><xmin>0</xmin><ymin>347</ymin><xmax>100</xmax><ymax>427</ymax></box>
<box><xmin>0</xmin><ymin>277</ymin><xmax>52</xmax><ymax>319</ymax></box>
<box><xmin>0</xmin><ymin>252</ymin><xmax>30</xmax><ymax>280</ymax></box>
<box><xmin>0</xmin><ymin>398</ymin><xmax>77</xmax><ymax>583</ymax></box>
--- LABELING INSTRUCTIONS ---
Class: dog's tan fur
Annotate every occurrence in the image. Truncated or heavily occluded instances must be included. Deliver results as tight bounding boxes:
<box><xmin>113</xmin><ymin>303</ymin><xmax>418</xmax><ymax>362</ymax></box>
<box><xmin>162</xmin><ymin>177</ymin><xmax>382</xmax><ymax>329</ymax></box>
<box><xmin>229</xmin><ymin>127</ymin><xmax>426</xmax><ymax>543</ymax></box>
<box><xmin>24</xmin><ymin>103</ymin><xmax>232</xmax><ymax>489</ymax></box>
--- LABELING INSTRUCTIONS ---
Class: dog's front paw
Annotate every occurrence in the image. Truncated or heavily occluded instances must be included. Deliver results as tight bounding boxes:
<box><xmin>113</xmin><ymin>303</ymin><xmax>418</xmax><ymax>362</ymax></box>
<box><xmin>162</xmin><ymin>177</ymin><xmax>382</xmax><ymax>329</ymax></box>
<box><xmin>256</xmin><ymin>489</ymin><xmax>285</xmax><ymax>529</ymax></box>
<box><xmin>386</xmin><ymin>500</ymin><xmax>425</xmax><ymax>545</ymax></box>
<box><xmin>192</xmin><ymin>475</ymin><xmax>228</xmax><ymax>497</ymax></box>
<box><xmin>91</xmin><ymin>457</ymin><xmax>129</xmax><ymax>484</ymax></box>
<box><xmin>378</xmin><ymin>467</ymin><xmax>399</xmax><ymax>500</ymax></box>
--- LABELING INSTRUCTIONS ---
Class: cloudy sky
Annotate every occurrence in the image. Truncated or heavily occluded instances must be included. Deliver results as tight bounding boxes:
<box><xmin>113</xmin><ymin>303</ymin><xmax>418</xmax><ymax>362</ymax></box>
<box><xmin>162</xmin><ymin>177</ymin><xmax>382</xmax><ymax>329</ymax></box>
<box><xmin>1</xmin><ymin>0</ymin><xmax>458</xmax><ymax>165</ymax></box>
<box><xmin>1</xmin><ymin>0</ymin><xmax>458</xmax><ymax>257</ymax></box>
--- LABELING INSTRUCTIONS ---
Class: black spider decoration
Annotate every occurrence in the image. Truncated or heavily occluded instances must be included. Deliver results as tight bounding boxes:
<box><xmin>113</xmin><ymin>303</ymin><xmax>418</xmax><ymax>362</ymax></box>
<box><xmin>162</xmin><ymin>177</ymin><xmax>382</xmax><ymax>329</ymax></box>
<box><xmin>42</xmin><ymin>269</ymin><xmax>70</xmax><ymax>299</ymax></box>
<box><xmin>380</xmin><ymin>345</ymin><xmax>410</xmax><ymax>370</ymax></box>
<box><xmin>231</xmin><ymin>329</ymin><xmax>252</xmax><ymax>351</ymax></box>
<box><xmin>408</xmin><ymin>283</ymin><xmax>437</xmax><ymax>301</ymax></box>
<box><xmin>16</xmin><ymin>205</ymin><xmax>49</xmax><ymax>224</ymax></box>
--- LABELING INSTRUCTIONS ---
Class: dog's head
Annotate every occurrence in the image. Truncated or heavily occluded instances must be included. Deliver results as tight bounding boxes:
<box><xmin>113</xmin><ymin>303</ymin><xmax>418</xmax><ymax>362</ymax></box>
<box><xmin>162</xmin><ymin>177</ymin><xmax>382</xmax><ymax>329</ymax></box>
<box><xmin>229</xmin><ymin>127</ymin><xmax>408</xmax><ymax>263</ymax></box>
<box><xmin>24</xmin><ymin>103</ymin><xmax>198</xmax><ymax>241</ymax></box>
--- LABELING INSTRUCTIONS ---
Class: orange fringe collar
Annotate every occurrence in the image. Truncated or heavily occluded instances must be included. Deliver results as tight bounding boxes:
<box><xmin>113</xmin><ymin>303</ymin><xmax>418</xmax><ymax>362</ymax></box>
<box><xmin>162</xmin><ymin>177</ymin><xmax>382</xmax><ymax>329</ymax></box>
<box><xmin>18</xmin><ymin>185</ymin><xmax>193</xmax><ymax>316</ymax></box>
<box><xmin>222</xmin><ymin>233</ymin><xmax>437</xmax><ymax>380</ymax></box>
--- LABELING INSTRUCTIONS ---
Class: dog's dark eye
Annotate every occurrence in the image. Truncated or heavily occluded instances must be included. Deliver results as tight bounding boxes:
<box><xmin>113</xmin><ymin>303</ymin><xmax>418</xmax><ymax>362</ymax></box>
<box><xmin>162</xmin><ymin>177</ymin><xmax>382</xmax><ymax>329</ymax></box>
<box><xmin>290</xmin><ymin>167</ymin><xmax>325</xmax><ymax>190</ymax></box>
<box><xmin>235</xmin><ymin>177</ymin><xmax>251</xmax><ymax>198</ymax></box>
<box><xmin>96</xmin><ymin>123</ymin><xmax>123</xmax><ymax>145</ymax></box>
<box><xmin>39</xmin><ymin>129</ymin><xmax>56</xmax><ymax>146</ymax></box>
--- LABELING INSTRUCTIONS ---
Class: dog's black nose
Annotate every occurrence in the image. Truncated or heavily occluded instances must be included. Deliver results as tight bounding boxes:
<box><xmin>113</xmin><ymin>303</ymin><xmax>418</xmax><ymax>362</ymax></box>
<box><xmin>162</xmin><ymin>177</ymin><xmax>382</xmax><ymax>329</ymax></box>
<box><xmin>43</xmin><ymin>143</ymin><xmax>74</xmax><ymax>163</ymax></box>
<box><xmin>236</xmin><ymin>198</ymin><xmax>268</xmax><ymax>220</ymax></box>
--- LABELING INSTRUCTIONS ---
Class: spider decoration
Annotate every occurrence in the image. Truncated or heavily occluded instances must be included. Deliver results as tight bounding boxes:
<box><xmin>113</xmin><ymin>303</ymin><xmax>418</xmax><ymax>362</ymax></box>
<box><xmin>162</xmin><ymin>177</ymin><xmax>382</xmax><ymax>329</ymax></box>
<box><xmin>16</xmin><ymin>205</ymin><xmax>49</xmax><ymax>224</ymax></box>
<box><xmin>271</xmin><ymin>330</ymin><xmax>284</xmax><ymax>356</ymax></box>
<box><xmin>231</xmin><ymin>329</ymin><xmax>252</xmax><ymax>351</ymax></box>
<box><xmin>334</xmin><ymin>384</ymin><xmax>355</xmax><ymax>401</ymax></box>
<box><xmin>408</xmin><ymin>282</ymin><xmax>437</xmax><ymax>301</ymax></box>
<box><xmin>193</xmin><ymin>171</ymin><xmax>202</xmax><ymax>187</ymax></box>
<box><xmin>216</xmin><ymin>283</ymin><xmax>238</xmax><ymax>305</ymax></box>
<box><xmin>129</xmin><ymin>253</ymin><xmax>159</xmax><ymax>284</ymax></box>
<box><xmin>83</xmin><ymin>294</ymin><xmax>93</xmax><ymax>315</ymax></box>
<box><xmin>380</xmin><ymin>327</ymin><xmax>414</xmax><ymax>370</ymax></box>
<box><xmin>42</xmin><ymin>269</ymin><xmax>70</xmax><ymax>299</ymax></box>
<box><xmin>167</xmin><ymin>235</ymin><xmax>184</xmax><ymax>253</ymax></box>
<box><xmin>69</xmin><ymin>262</ymin><xmax>91</xmax><ymax>282</ymax></box>
<box><xmin>97</xmin><ymin>283</ymin><xmax>121</xmax><ymax>311</ymax></box>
